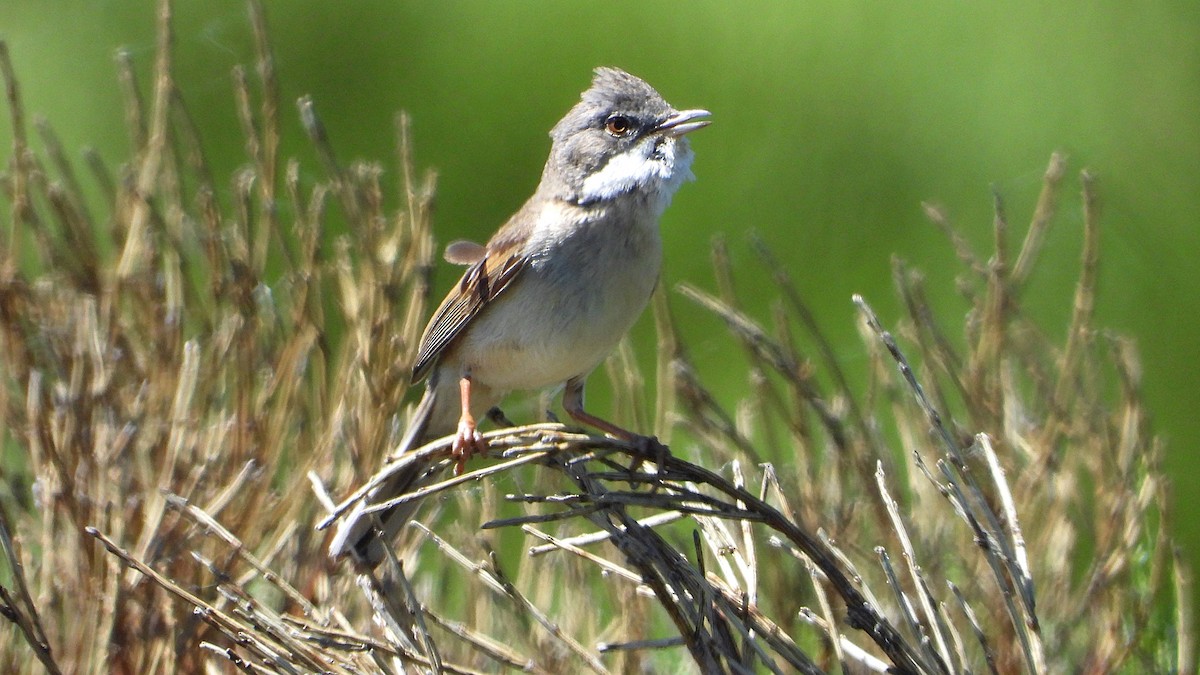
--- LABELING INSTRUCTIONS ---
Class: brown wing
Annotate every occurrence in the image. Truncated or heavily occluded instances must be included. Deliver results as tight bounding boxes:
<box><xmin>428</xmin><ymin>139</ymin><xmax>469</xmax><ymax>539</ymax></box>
<box><xmin>410</xmin><ymin>249</ymin><xmax>528</xmax><ymax>382</ymax></box>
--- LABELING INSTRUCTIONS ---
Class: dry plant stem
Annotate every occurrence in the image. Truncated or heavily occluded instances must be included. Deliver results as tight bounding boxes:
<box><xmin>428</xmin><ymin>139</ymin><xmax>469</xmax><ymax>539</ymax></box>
<box><xmin>116</xmin><ymin>0</ymin><xmax>172</xmax><ymax>279</ymax></box>
<box><xmin>86</xmin><ymin>528</ymin><xmax>330</xmax><ymax>674</ymax></box>
<box><xmin>1010</xmin><ymin>152</ymin><xmax>1067</xmax><ymax>289</ymax></box>
<box><xmin>750</xmin><ymin>234</ymin><xmax>877</xmax><ymax>459</ymax></box>
<box><xmin>348</xmin><ymin>582</ymin><xmax>486</xmax><ymax>675</ymax></box>
<box><xmin>525</xmin><ymin>509</ymin><xmax>686</xmax><ymax>556</ymax></box>
<box><xmin>0</xmin><ymin>503</ymin><xmax>61</xmax><ymax>675</ymax></box>
<box><xmin>598</xmin><ymin>636</ymin><xmax>686</xmax><ymax>652</ymax></box>
<box><xmin>247</xmin><ymin>0</ymin><xmax>281</xmax><ymax>267</ymax></box>
<box><xmin>520</xmin><ymin>525</ymin><xmax>647</xmax><ymax>586</ymax></box>
<box><xmin>875</xmin><ymin>462</ymin><xmax>954</xmax><ymax>670</ymax></box>
<box><xmin>855</xmin><ymin>295</ymin><xmax>1046</xmax><ymax>673</ymax></box>
<box><xmin>677</xmin><ymin>283</ymin><xmax>847</xmax><ymax>455</ymax></box>
<box><xmin>419</xmin><ymin>610</ymin><xmax>539</xmax><ymax>674</ymax></box>
<box><xmin>162</xmin><ymin>492</ymin><xmax>324</xmax><ymax>622</ymax></box>
<box><xmin>412</xmin><ymin>523</ymin><xmax>609</xmax><ymax>674</ymax></box>
<box><xmin>315</xmin><ymin>423</ymin><xmax>563</xmax><ymax>528</ymax></box>
<box><xmin>977</xmin><ymin>434</ymin><xmax>1034</xmax><ymax>604</ymax></box>
<box><xmin>486</xmin><ymin>548</ymin><xmax>611</xmax><ymax>675</ymax></box>
<box><xmin>381</xmin><ymin>539</ymin><xmax>444</xmax><ymax>668</ymax></box>
<box><xmin>802</xmin><ymin>610</ymin><xmax>893</xmax><ymax>673</ymax></box>
<box><xmin>531</xmin><ymin>436</ymin><xmax>923</xmax><ymax>673</ymax></box>
<box><xmin>1044</xmin><ymin>171</ymin><xmax>1100</xmax><ymax>456</ymax></box>
<box><xmin>949</xmin><ymin>582</ymin><xmax>999</xmax><ymax>675</ymax></box>
<box><xmin>922</xmin><ymin>202</ymin><xmax>985</xmax><ymax>277</ymax></box>
<box><xmin>363</xmin><ymin>449</ymin><xmax>552</xmax><ymax>516</ymax></box>
<box><xmin>803</xmin><ymin>554</ymin><xmax>846</xmax><ymax>669</ymax></box>
<box><xmin>353</xmin><ymin>567</ymin><xmax>426</xmax><ymax>664</ymax></box>
<box><xmin>1176</xmin><ymin>554</ymin><xmax>1197</xmax><ymax>673</ymax></box>
<box><xmin>1</xmin><ymin>41</ymin><xmax>32</xmax><ymax>263</ymax></box>
<box><xmin>875</xmin><ymin>549</ymin><xmax>933</xmax><ymax>670</ymax></box>
<box><xmin>0</xmin><ymin>0</ymin><xmax>1188</xmax><ymax>667</ymax></box>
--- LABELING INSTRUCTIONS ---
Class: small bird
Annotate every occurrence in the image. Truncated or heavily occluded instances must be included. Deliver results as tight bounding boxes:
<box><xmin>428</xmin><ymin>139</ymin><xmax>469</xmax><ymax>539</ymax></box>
<box><xmin>330</xmin><ymin>67</ymin><xmax>710</xmax><ymax>564</ymax></box>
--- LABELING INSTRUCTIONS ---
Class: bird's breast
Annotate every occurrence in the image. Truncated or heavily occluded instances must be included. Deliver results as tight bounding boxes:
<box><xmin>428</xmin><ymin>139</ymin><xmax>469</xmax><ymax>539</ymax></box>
<box><xmin>451</xmin><ymin>200</ymin><xmax>662</xmax><ymax>392</ymax></box>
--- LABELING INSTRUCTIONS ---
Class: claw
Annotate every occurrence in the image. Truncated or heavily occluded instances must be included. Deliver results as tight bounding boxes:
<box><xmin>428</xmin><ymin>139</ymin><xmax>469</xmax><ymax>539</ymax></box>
<box><xmin>452</xmin><ymin>414</ymin><xmax>487</xmax><ymax>475</ymax></box>
<box><xmin>629</xmin><ymin>433</ymin><xmax>671</xmax><ymax>478</ymax></box>
<box><xmin>638</xmin><ymin>434</ymin><xmax>671</xmax><ymax>470</ymax></box>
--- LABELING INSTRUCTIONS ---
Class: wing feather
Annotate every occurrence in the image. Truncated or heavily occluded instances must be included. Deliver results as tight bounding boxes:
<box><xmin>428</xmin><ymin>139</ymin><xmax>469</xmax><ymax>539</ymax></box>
<box><xmin>410</xmin><ymin>249</ymin><xmax>528</xmax><ymax>382</ymax></box>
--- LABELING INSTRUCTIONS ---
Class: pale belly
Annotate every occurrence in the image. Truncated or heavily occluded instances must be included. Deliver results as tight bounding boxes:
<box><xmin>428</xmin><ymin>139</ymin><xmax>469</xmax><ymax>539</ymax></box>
<box><xmin>447</xmin><ymin>228</ymin><xmax>661</xmax><ymax>393</ymax></box>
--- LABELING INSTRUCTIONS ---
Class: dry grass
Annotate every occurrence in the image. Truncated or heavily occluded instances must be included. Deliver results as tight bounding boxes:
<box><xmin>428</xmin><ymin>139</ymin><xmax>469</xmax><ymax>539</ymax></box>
<box><xmin>0</xmin><ymin>1</ymin><xmax>1192</xmax><ymax>673</ymax></box>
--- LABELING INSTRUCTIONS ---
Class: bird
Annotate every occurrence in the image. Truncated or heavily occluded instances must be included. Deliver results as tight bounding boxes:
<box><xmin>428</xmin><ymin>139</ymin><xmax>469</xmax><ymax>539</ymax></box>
<box><xmin>329</xmin><ymin>67</ymin><xmax>710</xmax><ymax>565</ymax></box>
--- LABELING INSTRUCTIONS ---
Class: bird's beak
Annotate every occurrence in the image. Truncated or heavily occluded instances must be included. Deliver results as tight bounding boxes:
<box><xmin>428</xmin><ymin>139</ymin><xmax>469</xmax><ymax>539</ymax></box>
<box><xmin>656</xmin><ymin>109</ymin><xmax>711</xmax><ymax>137</ymax></box>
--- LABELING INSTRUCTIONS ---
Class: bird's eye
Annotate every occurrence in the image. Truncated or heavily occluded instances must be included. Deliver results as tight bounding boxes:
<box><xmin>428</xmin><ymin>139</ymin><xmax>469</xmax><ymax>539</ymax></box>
<box><xmin>605</xmin><ymin>115</ymin><xmax>633</xmax><ymax>137</ymax></box>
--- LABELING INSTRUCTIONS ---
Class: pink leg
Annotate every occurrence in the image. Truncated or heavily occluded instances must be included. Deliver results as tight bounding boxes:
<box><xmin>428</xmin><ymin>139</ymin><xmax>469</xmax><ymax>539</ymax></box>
<box><xmin>562</xmin><ymin>376</ymin><xmax>668</xmax><ymax>466</ymax></box>
<box><xmin>562</xmin><ymin>376</ymin><xmax>637</xmax><ymax>440</ymax></box>
<box><xmin>452</xmin><ymin>376</ymin><xmax>488</xmax><ymax>474</ymax></box>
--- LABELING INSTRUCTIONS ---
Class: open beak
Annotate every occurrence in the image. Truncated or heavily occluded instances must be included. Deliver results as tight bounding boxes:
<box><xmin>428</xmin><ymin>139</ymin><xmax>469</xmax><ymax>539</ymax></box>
<box><xmin>656</xmin><ymin>109</ymin><xmax>712</xmax><ymax>137</ymax></box>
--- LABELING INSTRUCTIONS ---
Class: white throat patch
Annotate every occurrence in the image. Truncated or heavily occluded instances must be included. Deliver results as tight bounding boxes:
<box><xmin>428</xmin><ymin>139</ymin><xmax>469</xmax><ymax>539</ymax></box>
<box><xmin>579</xmin><ymin>137</ymin><xmax>695</xmax><ymax>212</ymax></box>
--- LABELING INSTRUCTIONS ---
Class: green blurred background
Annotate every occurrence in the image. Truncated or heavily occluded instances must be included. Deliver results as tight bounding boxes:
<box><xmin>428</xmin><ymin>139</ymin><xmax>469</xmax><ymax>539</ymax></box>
<box><xmin>3</xmin><ymin>1</ymin><xmax>1197</xmax><ymax>613</ymax></box>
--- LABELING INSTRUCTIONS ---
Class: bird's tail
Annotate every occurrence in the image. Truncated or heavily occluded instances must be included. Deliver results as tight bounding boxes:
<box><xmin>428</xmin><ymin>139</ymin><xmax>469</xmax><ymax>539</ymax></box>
<box><xmin>328</xmin><ymin>384</ymin><xmax>445</xmax><ymax>566</ymax></box>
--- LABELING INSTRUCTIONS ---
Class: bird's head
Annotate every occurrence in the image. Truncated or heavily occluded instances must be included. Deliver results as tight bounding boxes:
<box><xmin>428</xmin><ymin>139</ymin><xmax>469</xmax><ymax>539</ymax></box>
<box><xmin>540</xmin><ymin>67</ymin><xmax>710</xmax><ymax>211</ymax></box>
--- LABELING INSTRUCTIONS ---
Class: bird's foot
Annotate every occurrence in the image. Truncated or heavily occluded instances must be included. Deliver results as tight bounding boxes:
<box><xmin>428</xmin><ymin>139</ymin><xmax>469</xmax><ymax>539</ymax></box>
<box><xmin>628</xmin><ymin>433</ymin><xmax>672</xmax><ymax>478</ymax></box>
<box><xmin>452</xmin><ymin>415</ymin><xmax>488</xmax><ymax>476</ymax></box>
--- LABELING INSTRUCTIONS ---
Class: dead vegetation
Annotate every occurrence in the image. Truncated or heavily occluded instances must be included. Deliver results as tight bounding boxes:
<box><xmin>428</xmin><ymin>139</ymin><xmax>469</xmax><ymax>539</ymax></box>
<box><xmin>0</xmin><ymin>1</ymin><xmax>1192</xmax><ymax>673</ymax></box>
